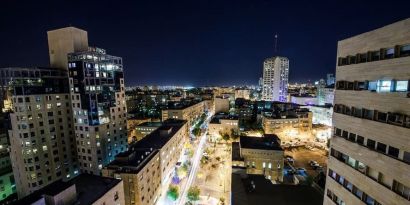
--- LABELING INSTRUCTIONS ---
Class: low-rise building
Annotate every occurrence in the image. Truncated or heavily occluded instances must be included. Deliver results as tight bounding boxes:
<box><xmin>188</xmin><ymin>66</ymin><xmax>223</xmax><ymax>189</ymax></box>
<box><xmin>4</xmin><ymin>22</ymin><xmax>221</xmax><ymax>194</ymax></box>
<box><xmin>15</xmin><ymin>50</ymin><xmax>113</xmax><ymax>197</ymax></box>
<box><xmin>208</xmin><ymin>113</ymin><xmax>238</xmax><ymax>140</ymax></box>
<box><xmin>161</xmin><ymin>100</ymin><xmax>205</xmax><ymax>127</ymax></box>
<box><xmin>301</xmin><ymin>105</ymin><xmax>333</xmax><ymax>126</ymax></box>
<box><xmin>262</xmin><ymin>107</ymin><xmax>312</xmax><ymax>141</ymax></box>
<box><xmin>290</xmin><ymin>94</ymin><xmax>317</xmax><ymax>105</ymax></box>
<box><xmin>103</xmin><ymin>119</ymin><xmax>188</xmax><ymax>205</ymax></box>
<box><xmin>233</xmin><ymin>135</ymin><xmax>284</xmax><ymax>183</ymax></box>
<box><xmin>132</xmin><ymin>121</ymin><xmax>162</xmax><ymax>142</ymax></box>
<box><xmin>13</xmin><ymin>174</ymin><xmax>125</xmax><ymax>205</ymax></box>
<box><xmin>235</xmin><ymin>89</ymin><xmax>251</xmax><ymax>100</ymax></box>
<box><xmin>0</xmin><ymin>152</ymin><xmax>16</xmax><ymax>202</ymax></box>
<box><xmin>103</xmin><ymin>149</ymin><xmax>161</xmax><ymax>205</ymax></box>
<box><xmin>127</xmin><ymin>117</ymin><xmax>152</xmax><ymax>142</ymax></box>
<box><xmin>214</xmin><ymin>96</ymin><xmax>230</xmax><ymax>114</ymax></box>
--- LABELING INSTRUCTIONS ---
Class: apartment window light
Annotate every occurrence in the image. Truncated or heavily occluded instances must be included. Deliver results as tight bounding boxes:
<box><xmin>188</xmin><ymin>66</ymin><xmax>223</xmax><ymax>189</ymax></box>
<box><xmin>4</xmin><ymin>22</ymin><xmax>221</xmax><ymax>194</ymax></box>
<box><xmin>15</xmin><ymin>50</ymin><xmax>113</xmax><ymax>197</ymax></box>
<box><xmin>400</xmin><ymin>44</ymin><xmax>410</xmax><ymax>57</ymax></box>
<box><xmin>376</xmin><ymin>80</ymin><xmax>392</xmax><ymax>92</ymax></box>
<box><xmin>395</xmin><ymin>80</ymin><xmax>409</xmax><ymax>92</ymax></box>
<box><xmin>385</xmin><ymin>48</ymin><xmax>395</xmax><ymax>59</ymax></box>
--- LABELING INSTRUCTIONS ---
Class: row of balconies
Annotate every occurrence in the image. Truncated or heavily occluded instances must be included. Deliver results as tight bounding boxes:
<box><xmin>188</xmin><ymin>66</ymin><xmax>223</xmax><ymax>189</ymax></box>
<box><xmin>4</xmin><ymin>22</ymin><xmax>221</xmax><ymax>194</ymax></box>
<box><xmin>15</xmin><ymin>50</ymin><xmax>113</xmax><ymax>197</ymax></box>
<box><xmin>338</xmin><ymin>44</ymin><xmax>410</xmax><ymax>66</ymax></box>
<box><xmin>334</xmin><ymin>104</ymin><xmax>410</xmax><ymax>129</ymax></box>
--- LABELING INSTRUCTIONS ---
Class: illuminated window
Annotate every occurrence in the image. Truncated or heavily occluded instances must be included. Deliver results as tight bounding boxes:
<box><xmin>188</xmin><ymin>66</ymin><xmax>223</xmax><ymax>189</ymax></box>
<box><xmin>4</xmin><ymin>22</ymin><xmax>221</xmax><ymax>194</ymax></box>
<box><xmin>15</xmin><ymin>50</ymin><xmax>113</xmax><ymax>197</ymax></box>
<box><xmin>377</xmin><ymin>80</ymin><xmax>392</xmax><ymax>92</ymax></box>
<box><xmin>396</xmin><ymin>80</ymin><xmax>408</xmax><ymax>92</ymax></box>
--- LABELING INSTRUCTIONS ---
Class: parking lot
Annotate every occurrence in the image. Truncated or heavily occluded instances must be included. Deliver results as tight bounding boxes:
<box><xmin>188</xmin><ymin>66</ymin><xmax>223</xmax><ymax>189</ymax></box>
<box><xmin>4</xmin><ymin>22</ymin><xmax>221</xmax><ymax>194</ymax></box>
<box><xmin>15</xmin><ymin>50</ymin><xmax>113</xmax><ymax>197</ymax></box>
<box><xmin>284</xmin><ymin>147</ymin><xmax>328</xmax><ymax>177</ymax></box>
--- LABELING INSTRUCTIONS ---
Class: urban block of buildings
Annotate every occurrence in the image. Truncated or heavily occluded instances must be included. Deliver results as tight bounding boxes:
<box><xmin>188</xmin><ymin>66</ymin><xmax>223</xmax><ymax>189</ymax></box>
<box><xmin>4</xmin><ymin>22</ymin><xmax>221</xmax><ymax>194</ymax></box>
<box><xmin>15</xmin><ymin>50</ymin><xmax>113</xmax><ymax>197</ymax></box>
<box><xmin>103</xmin><ymin>119</ymin><xmax>188</xmax><ymax>205</ymax></box>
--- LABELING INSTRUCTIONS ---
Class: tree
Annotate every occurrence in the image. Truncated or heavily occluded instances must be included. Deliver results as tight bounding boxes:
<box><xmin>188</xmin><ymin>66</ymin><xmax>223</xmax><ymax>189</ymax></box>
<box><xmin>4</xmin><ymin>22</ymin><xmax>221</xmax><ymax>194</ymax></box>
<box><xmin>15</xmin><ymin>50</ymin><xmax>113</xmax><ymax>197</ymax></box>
<box><xmin>167</xmin><ymin>185</ymin><xmax>179</xmax><ymax>201</ymax></box>
<box><xmin>222</xmin><ymin>133</ymin><xmax>230</xmax><ymax>142</ymax></box>
<box><xmin>187</xmin><ymin>186</ymin><xmax>200</xmax><ymax>202</ymax></box>
<box><xmin>231</xmin><ymin>128</ymin><xmax>239</xmax><ymax>140</ymax></box>
<box><xmin>177</xmin><ymin>164</ymin><xmax>188</xmax><ymax>178</ymax></box>
<box><xmin>193</xmin><ymin>127</ymin><xmax>201</xmax><ymax>137</ymax></box>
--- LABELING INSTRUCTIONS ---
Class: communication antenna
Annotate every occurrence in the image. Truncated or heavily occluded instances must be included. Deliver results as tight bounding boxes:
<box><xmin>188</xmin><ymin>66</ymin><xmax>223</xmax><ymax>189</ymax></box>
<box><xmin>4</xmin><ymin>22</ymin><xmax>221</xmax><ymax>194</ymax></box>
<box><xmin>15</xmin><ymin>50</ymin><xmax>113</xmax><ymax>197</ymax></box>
<box><xmin>274</xmin><ymin>34</ymin><xmax>278</xmax><ymax>54</ymax></box>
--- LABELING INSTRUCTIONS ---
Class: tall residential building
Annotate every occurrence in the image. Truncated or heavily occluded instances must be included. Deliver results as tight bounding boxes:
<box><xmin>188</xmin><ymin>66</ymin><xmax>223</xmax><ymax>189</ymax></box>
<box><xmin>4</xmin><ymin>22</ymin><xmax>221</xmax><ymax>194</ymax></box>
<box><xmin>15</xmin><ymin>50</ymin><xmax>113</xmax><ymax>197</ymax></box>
<box><xmin>68</xmin><ymin>47</ymin><xmax>128</xmax><ymax>175</ymax></box>
<box><xmin>326</xmin><ymin>73</ymin><xmax>335</xmax><ymax>86</ymax></box>
<box><xmin>3</xmin><ymin>67</ymin><xmax>79</xmax><ymax>198</ymax></box>
<box><xmin>47</xmin><ymin>27</ymin><xmax>89</xmax><ymax>70</ymax></box>
<box><xmin>262</xmin><ymin>56</ymin><xmax>289</xmax><ymax>102</ymax></box>
<box><xmin>325</xmin><ymin>19</ymin><xmax>410</xmax><ymax>205</ymax></box>
<box><xmin>316</xmin><ymin>78</ymin><xmax>335</xmax><ymax>106</ymax></box>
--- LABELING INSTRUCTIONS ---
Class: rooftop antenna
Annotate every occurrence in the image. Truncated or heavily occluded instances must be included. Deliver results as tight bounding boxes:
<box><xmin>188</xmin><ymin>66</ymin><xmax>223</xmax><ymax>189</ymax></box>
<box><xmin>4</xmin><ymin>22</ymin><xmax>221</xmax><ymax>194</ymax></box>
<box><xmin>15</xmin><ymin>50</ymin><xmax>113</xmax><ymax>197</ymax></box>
<box><xmin>274</xmin><ymin>33</ymin><xmax>278</xmax><ymax>55</ymax></box>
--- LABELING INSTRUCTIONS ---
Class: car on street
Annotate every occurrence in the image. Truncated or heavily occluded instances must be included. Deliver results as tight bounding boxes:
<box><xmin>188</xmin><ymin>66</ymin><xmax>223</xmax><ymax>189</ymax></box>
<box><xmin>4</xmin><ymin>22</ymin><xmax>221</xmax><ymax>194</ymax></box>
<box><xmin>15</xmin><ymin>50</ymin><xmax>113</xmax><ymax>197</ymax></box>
<box><xmin>309</xmin><ymin>160</ymin><xmax>319</xmax><ymax>167</ymax></box>
<box><xmin>296</xmin><ymin>167</ymin><xmax>306</xmax><ymax>172</ymax></box>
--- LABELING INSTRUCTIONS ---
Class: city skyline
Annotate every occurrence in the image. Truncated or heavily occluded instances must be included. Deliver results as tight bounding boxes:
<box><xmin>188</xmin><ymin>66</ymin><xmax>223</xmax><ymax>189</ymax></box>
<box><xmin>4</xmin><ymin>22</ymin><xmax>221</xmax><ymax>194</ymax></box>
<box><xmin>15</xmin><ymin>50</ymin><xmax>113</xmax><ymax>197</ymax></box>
<box><xmin>1</xmin><ymin>0</ymin><xmax>410</xmax><ymax>86</ymax></box>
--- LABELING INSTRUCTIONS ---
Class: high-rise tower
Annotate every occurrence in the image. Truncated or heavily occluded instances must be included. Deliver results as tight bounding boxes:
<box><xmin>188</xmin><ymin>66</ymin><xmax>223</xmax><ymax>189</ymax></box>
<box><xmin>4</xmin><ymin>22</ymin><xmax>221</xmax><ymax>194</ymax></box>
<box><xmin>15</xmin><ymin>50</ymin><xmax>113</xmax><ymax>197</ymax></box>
<box><xmin>4</xmin><ymin>67</ymin><xmax>78</xmax><ymax>197</ymax></box>
<box><xmin>67</xmin><ymin>47</ymin><xmax>128</xmax><ymax>175</ymax></box>
<box><xmin>262</xmin><ymin>56</ymin><xmax>289</xmax><ymax>102</ymax></box>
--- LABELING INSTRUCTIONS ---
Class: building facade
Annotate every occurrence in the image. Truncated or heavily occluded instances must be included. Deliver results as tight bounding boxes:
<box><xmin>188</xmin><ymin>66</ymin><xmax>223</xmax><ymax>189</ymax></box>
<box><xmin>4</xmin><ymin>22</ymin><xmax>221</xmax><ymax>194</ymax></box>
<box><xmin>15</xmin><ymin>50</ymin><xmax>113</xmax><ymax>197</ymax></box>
<box><xmin>208</xmin><ymin>113</ymin><xmax>238</xmax><ymax>141</ymax></box>
<box><xmin>214</xmin><ymin>96</ymin><xmax>230</xmax><ymax>114</ymax></box>
<box><xmin>13</xmin><ymin>174</ymin><xmax>124</xmax><ymax>205</ymax></box>
<box><xmin>324</xmin><ymin>19</ymin><xmax>410</xmax><ymax>205</ymax></box>
<box><xmin>103</xmin><ymin>149</ymin><xmax>161</xmax><ymax>205</ymax></box>
<box><xmin>161</xmin><ymin>100</ymin><xmax>205</xmax><ymax>127</ymax></box>
<box><xmin>103</xmin><ymin>119</ymin><xmax>188</xmax><ymax>205</ymax></box>
<box><xmin>4</xmin><ymin>67</ymin><xmax>79</xmax><ymax>198</ymax></box>
<box><xmin>262</xmin><ymin>109</ymin><xmax>312</xmax><ymax>141</ymax></box>
<box><xmin>132</xmin><ymin>121</ymin><xmax>162</xmax><ymax>142</ymax></box>
<box><xmin>236</xmin><ymin>135</ymin><xmax>284</xmax><ymax>183</ymax></box>
<box><xmin>262</xmin><ymin>56</ymin><xmax>289</xmax><ymax>102</ymax></box>
<box><xmin>68</xmin><ymin>47</ymin><xmax>128</xmax><ymax>175</ymax></box>
<box><xmin>47</xmin><ymin>27</ymin><xmax>89</xmax><ymax>70</ymax></box>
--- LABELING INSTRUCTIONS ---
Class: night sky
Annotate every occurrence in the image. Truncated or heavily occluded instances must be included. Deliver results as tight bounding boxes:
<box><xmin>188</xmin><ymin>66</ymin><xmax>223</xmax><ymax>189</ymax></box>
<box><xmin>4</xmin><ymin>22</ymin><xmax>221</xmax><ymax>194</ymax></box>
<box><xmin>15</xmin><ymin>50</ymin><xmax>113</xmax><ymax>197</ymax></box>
<box><xmin>1</xmin><ymin>0</ymin><xmax>409</xmax><ymax>86</ymax></box>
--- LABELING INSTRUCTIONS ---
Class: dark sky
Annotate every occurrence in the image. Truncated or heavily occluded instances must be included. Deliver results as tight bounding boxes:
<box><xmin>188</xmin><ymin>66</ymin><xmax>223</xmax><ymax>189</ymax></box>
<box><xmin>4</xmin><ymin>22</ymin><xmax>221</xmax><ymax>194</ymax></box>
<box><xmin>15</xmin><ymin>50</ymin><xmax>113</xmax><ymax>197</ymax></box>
<box><xmin>0</xmin><ymin>0</ymin><xmax>409</xmax><ymax>86</ymax></box>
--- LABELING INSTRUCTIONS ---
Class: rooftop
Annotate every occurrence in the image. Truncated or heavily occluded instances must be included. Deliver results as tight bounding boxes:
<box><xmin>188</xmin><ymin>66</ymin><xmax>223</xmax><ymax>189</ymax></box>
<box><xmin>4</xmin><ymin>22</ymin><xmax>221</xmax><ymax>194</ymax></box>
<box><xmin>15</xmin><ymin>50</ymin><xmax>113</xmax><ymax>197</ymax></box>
<box><xmin>129</xmin><ymin>119</ymin><xmax>186</xmax><ymax>151</ymax></box>
<box><xmin>240</xmin><ymin>135</ymin><xmax>282</xmax><ymax>151</ymax></box>
<box><xmin>136</xmin><ymin>121</ymin><xmax>163</xmax><ymax>127</ymax></box>
<box><xmin>231</xmin><ymin>172</ymin><xmax>323</xmax><ymax>205</ymax></box>
<box><xmin>164</xmin><ymin>100</ymin><xmax>203</xmax><ymax>110</ymax></box>
<box><xmin>13</xmin><ymin>174</ymin><xmax>121</xmax><ymax>205</ymax></box>
<box><xmin>105</xmin><ymin>149</ymin><xmax>158</xmax><ymax>174</ymax></box>
<box><xmin>210</xmin><ymin>112</ymin><xmax>238</xmax><ymax>124</ymax></box>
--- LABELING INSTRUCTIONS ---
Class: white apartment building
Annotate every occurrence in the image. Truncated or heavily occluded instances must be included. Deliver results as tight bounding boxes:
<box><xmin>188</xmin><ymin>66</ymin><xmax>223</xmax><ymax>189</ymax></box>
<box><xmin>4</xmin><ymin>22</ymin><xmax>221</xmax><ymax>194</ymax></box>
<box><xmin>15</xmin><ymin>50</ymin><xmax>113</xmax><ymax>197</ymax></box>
<box><xmin>262</xmin><ymin>56</ymin><xmax>289</xmax><ymax>102</ymax></box>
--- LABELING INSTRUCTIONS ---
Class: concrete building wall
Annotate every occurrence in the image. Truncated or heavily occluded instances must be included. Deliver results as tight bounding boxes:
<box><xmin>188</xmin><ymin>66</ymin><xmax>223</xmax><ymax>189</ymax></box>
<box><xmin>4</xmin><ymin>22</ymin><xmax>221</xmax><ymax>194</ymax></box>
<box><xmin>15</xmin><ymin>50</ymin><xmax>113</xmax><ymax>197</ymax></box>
<box><xmin>324</xmin><ymin>18</ymin><xmax>410</xmax><ymax>205</ymax></box>
<box><xmin>9</xmin><ymin>94</ymin><xmax>78</xmax><ymax>198</ymax></box>
<box><xmin>241</xmin><ymin>148</ymin><xmax>284</xmax><ymax>183</ymax></box>
<box><xmin>91</xmin><ymin>180</ymin><xmax>125</xmax><ymax>205</ymax></box>
<box><xmin>161</xmin><ymin>101</ymin><xmax>205</xmax><ymax>127</ymax></box>
<box><xmin>208</xmin><ymin>119</ymin><xmax>238</xmax><ymax>137</ymax></box>
<box><xmin>214</xmin><ymin>97</ymin><xmax>229</xmax><ymax>114</ymax></box>
<box><xmin>103</xmin><ymin>152</ymin><xmax>161</xmax><ymax>205</ymax></box>
<box><xmin>159</xmin><ymin>123</ymin><xmax>188</xmax><ymax>183</ymax></box>
<box><xmin>47</xmin><ymin>27</ymin><xmax>88</xmax><ymax>70</ymax></box>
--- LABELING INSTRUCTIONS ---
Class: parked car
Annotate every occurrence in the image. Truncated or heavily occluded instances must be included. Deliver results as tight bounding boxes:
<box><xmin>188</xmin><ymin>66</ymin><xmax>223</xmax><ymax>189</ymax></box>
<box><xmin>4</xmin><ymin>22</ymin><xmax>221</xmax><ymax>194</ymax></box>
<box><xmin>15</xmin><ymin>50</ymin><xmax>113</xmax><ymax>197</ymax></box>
<box><xmin>296</xmin><ymin>167</ymin><xmax>306</xmax><ymax>172</ymax></box>
<box><xmin>287</xmin><ymin>169</ymin><xmax>296</xmax><ymax>175</ymax></box>
<box><xmin>286</xmin><ymin>157</ymin><xmax>295</xmax><ymax>164</ymax></box>
<box><xmin>309</xmin><ymin>160</ymin><xmax>319</xmax><ymax>167</ymax></box>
